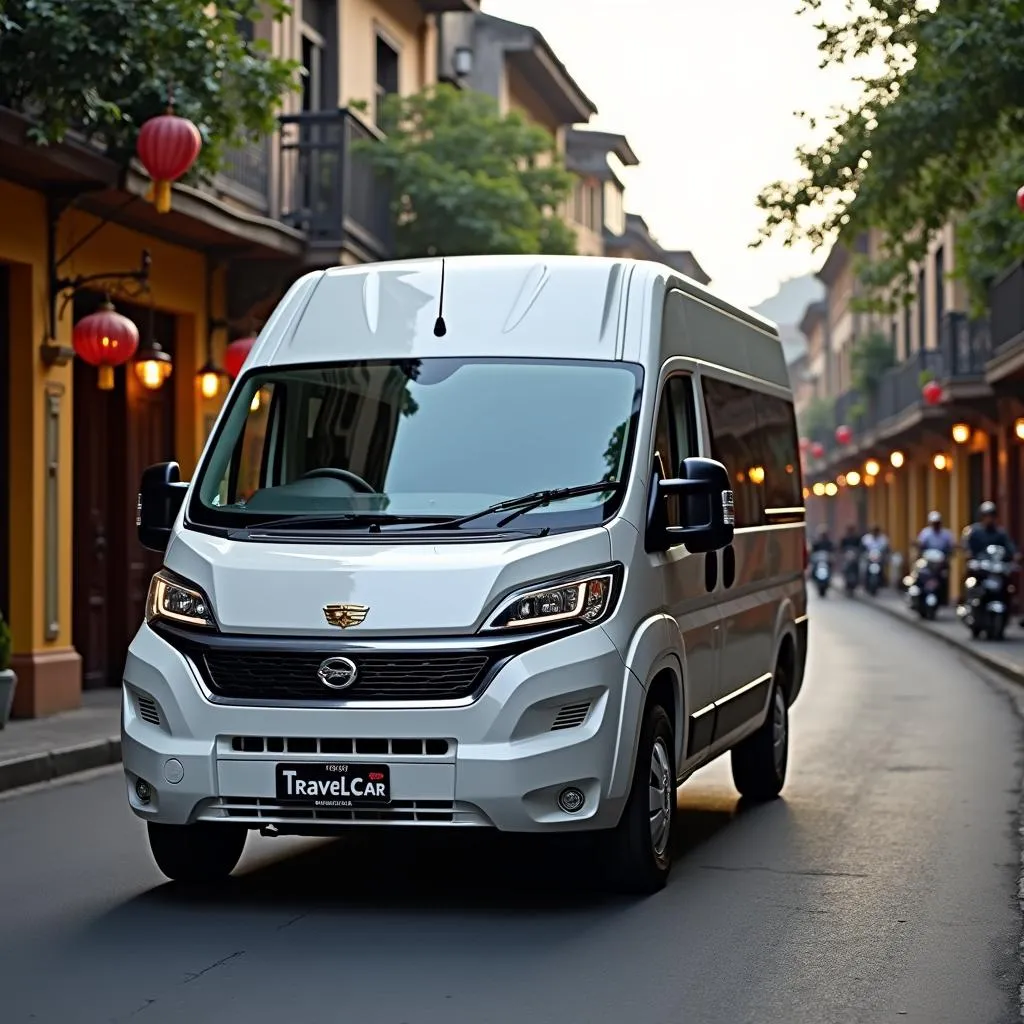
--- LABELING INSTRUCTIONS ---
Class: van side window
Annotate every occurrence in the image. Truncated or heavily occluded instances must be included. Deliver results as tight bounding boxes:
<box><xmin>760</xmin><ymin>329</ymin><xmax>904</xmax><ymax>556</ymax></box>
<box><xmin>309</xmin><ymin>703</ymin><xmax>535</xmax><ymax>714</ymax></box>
<box><xmin>753</xmin><ymin>391</ymin><xmax>802</xmax><ymax>512</ymax></box>
<box><xmin>653</xmin><ymin>375</ymin><xmax>698</xmax><ymax>527</ymax></box>
<box><xmin>700</xmin><ymin>375</ymin><xmax>762</xmax><ymax>528</ymax></box>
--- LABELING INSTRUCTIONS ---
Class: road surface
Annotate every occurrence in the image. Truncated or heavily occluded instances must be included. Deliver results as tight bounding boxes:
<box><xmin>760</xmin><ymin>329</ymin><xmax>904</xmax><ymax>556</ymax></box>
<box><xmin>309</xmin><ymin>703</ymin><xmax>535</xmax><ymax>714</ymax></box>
<box><xmin>1</xmin><ymin>595</ymin><xmax>1021</xmax><ymax>1024</ymax></box>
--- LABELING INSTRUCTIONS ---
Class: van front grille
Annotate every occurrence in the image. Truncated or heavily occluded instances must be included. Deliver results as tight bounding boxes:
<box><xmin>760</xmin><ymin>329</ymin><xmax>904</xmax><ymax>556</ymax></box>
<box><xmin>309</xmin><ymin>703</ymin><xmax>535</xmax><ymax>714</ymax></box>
<box><xmin>226</xmin><ymin>736</ymin><xmax>452</xmax><ymax>757</ymax></box>
<box><xmin>201</xmin><ymin>650</ymin><xmax>493</xmax><ymax>703</ymax></box>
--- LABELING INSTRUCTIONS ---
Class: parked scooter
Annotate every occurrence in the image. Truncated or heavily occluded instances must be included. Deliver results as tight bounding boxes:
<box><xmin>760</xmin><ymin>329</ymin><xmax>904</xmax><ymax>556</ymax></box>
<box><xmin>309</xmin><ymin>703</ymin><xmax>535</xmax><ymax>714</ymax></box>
<box><xmin>842</xmin><ymin>549</ymin><xmax>859</xmax><ymax>596</ymax></box>
<box><xmin>906</xmin><ymin>548</ymin><xmax>947</xmax><ymax>620</ymax></box>
<box><xmin>864</xmin><ymin>548</ymin><xmax>884</xmax><ymax>596</ymax></box>
<box><xmin>810</xmin><ymin>550</ymin><xmax>832</xmax><ymax>597</ymax></box>
<box><xmin>958</xmin><ymin>544</ymin><xmax>1013</xmax><ymax>640</ymax></box>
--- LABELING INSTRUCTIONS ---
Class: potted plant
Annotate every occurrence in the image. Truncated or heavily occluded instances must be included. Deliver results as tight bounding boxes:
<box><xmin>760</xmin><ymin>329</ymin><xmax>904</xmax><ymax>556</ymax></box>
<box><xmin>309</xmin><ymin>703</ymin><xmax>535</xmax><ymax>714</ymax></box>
<box><xmin>0</xmin><ymin>610</ymin><xmax>15</xmax><ymax>728</ymax></box>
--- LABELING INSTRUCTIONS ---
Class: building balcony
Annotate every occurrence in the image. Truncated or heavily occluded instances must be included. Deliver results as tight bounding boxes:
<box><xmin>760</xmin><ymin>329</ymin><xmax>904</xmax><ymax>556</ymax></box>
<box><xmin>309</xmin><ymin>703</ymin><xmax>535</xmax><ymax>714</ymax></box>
<box><xmin>277</xmin><ymin>109</ymin><xmax>392</xmax><ymax>264</ymax></box>
<box><xmin>987</xmin><ymin>259</ymin><xmax>1024</xmax><ymax>383</ymax></box>
<box><xmin>218</xmin><ymin>137</ymin><xmax>270</xmax><ymax>212</ymax></box>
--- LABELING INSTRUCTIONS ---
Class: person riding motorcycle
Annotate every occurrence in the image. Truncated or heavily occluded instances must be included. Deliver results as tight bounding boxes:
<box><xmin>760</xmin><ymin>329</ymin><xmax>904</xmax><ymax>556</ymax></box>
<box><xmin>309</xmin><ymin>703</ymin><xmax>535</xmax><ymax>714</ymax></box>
<box><xmin>861</xmin><ymin>524</ymin><xmax>889</xmax><ymax>587</ymax></box>
<box><xmin>811</xmin><ymin>524</ymin><xmax>834</xmax><ymax>555</ymax></box>
<box><xmin>840</xmin><ymin>524</ymin><xmax>863</xmax><ymax>554</ymax></box>
<box><xmin>916</xmin><ymin>510</ymin><xmax>955</xmax><ymax>606</ymax></box>
<box><xmin>963</xmin><ymin>502</ymin><xmax>1019</xmax><ymax>624</ymax></box>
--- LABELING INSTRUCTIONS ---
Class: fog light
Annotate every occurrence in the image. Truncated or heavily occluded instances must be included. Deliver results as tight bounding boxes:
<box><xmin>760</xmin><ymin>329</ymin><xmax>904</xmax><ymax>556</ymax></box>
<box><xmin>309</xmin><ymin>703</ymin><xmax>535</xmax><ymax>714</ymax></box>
<box><xmin>135</xmin><ymin>778</ymin><xmax>152</xmax><ymax>804</ymax></box>
<box><xmin>557</xmin><ymin>786</ymin><xmax>585</xmax><ymax>813</ymax></box>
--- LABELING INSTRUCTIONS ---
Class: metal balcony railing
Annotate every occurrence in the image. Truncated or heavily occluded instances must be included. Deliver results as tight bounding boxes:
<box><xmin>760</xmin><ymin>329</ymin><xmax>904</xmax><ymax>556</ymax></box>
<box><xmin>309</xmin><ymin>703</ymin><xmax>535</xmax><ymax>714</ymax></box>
<box><xmin>990</xmin><ymin>259</ymin><xmax>1024</xmax><ymax>354</ymax></box>
<box><xmin>939</xmin><ymin>311</ymin><xmax>991</xmax><ymax>378</ymax></box>
<box><xmin>219</xmin><ymin>137</ymin><xmax>269</xmax><ymax>203</ymax></box>
<box><xmin>277</xmin><ymin>108</ymin><xmax>391</xmax><ymax>259</ymax></box>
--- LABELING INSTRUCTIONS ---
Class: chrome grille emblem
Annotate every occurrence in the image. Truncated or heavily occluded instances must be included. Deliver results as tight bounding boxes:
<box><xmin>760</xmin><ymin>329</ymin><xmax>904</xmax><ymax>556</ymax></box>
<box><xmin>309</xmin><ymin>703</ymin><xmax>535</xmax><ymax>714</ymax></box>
<box><xmin>317</xmin><ymin>656</ymin><xmax>359</xmax><ymax>691</ymax></box>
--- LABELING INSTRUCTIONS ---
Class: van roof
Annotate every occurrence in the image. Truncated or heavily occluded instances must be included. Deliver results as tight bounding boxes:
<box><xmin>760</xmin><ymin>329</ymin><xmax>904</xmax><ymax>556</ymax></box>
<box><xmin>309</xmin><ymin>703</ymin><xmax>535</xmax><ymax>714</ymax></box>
<box><xmin>259</xmin><ymin>255</ymin><xmax>779</xmax><ymax>367</ymax></box>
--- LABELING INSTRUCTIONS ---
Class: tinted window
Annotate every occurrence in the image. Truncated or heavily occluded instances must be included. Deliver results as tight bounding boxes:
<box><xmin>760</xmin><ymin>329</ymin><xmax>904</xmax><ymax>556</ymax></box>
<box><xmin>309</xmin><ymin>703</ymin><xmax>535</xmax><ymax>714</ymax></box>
<box><xmin>753</xmin><ymin>390</ymin><xmax>802</xmax><ymax>512</ymax></box>
<box><xmin>653</xmin><ymin>375</ymin><xmax>698</xmax><ymax>527</ymax></box>
<box><xmin>193</xmin><ymin>358</ymin><xmax>642</xmax><ymax>533</ymax></box>
<box><xmin>700</xmin><ymin>376</ymin><xmax>762</xmax><ymax>528</ymax></box>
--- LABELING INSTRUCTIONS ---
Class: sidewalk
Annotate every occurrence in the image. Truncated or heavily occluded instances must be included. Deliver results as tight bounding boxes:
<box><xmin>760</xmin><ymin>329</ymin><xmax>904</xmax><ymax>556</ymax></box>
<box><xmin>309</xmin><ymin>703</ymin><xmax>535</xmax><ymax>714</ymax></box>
<box><xmin>0</xmin><ymin>688</ymin><xmax>121</xmax><ymax>795</ymax></box>
<box><xmin>838</xmin><ymin>584</ymin><xmax>1024</xmax><ymax>684</ymax></box>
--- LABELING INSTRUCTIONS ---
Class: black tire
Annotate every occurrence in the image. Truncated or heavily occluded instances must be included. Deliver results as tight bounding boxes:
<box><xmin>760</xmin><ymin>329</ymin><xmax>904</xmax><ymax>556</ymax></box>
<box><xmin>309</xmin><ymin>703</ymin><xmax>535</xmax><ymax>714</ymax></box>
<box><xmin>731</xmin><ymin>676</ymin><xmax>788</xmax><ymax>802</ymax></box>
<box><xmin>147</xmin><ymin>821</ymin><xmax>248</xmax><ymax>884</ymax></box>
<box><xmin>990</xmin><ymin>615</ymin><xmax>1006</xmax><ymax>641</ymax></box>
<box><xmin>601</xmin><ymin>703</ymin><xmax>675</xmax><ymax>896</ymax></box>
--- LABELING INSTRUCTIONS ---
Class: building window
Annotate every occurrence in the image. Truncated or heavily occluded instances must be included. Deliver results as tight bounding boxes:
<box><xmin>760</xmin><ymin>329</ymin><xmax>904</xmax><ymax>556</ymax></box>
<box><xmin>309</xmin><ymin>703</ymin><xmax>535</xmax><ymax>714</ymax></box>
<box><xmin>301</xmin><ymin>25</ymin><xmax>326</xmax><ymax>113</ymax></box>
<box><xmin>917</xmin><ymin>266</ymin><xmax>927</xmax><ymax>351</ymax></box>
<box><xmin>934</xmin><ymin>245</ymin><xmax>945</xmax><ymax>335</ymax></box>
<box><xmin>375</xmin><ymin>34</ymin><xmax>400</xmax><ymax>126</ymax></box>
<box><xmin>603</xmin><ymin>181</ymin><xmax>625</xmax><ymax>236</ymax></box>
<box><xmin>903</xmin><ymin>302</ymin><xmax>913</xmax><ymax>356</ymax></box>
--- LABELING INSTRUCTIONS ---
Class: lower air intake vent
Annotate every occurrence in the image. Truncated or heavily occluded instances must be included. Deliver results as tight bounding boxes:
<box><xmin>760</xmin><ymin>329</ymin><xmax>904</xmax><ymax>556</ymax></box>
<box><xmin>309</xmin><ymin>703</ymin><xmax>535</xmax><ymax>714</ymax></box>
<box><xmin>551</xmin><ymin>701</ymin><xmax>591</xmax><ymax>731</ymax></box>
<box><xmin>135</xmin><ymin>692</ymin><xmax>161</xmax><ymax>727</ymax></box>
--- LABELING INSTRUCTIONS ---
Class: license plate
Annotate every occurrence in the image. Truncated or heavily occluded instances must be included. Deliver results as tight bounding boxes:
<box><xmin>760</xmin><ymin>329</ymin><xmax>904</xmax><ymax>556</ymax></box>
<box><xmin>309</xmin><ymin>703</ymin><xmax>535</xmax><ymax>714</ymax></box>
<box><xmin>275</xmin><ymin>762</ymin><xmax>391</xmax><ymax>807</ymax></box>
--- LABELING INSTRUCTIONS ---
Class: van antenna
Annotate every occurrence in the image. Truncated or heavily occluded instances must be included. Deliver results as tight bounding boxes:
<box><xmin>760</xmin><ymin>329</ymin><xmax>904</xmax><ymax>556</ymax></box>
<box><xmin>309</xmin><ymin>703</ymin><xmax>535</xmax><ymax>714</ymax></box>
<box><xmin>433</xmin><ymin>258</ymin><xmax>447</xmax><ymax>337</ymax></box>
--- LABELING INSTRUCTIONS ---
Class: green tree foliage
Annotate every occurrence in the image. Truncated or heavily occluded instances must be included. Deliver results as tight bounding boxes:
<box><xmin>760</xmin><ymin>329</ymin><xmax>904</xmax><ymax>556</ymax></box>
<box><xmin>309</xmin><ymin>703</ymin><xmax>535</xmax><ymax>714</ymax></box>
<box><xmin>355</xmin><ymin>85</ymin><xmax>578</xmax><ymax>258</ymax></box>
<box><xmin>850</xmin><ymin>330</ymin><xmax>895</xmax><ymax>398</ymax></box>
<box><xmin>0</xmin><ymin>0</ymin><xmax>298</xmax><ymax>176</ymax></box>
<box><xmin>754</xmin><ymin>0</ymin><xmax>1024</xmax><ymax>308</ymax></box>
<box><xmin>799</xmin><ymin>395</ymin><xmax>835</xmax><ymax>442</ymax></box>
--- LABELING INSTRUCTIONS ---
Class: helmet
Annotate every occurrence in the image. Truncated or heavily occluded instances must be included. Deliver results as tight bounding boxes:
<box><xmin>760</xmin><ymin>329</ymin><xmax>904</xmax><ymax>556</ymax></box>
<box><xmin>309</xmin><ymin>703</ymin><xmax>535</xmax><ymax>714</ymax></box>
<box><xmin>928</xmin><ymin>510</ymin><xmax>941</xmax><ymax>524</ymax></box>
<box><xmin>979</xmin><ymin>501</ymin><xmax>997</xmax><ymax>516</ymax></box>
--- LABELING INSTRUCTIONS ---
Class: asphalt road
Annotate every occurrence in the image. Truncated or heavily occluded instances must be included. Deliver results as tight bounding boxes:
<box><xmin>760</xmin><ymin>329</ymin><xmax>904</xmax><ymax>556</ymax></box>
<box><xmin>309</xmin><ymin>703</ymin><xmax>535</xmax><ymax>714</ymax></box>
<box><xmin>1</xmin><ymin>595</ymin><xmax>1022</xmax><ymax>1024</ymax></box>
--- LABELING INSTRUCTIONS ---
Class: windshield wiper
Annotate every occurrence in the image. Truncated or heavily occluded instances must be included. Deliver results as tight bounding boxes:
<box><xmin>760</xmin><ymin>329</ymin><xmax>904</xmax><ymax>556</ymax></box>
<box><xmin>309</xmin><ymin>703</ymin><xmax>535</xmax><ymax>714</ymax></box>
<box><xmin>226</xmin><ymin>512</ymin><xmax>448</xmax><ymax>539</ymax></box>
<box><xmin>398</xmin><ymin>480</ymin><xmax>624</xmax><ymax>532</ymax></box>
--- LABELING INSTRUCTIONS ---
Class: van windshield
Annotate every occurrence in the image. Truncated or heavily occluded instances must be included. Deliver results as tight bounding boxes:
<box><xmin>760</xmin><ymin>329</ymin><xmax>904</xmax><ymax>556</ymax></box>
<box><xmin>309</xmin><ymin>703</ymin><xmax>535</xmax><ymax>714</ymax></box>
<box><xmin>189</xmin><ymin>357</ymin><xmax>643</xmax><ymax>533</ymax></box>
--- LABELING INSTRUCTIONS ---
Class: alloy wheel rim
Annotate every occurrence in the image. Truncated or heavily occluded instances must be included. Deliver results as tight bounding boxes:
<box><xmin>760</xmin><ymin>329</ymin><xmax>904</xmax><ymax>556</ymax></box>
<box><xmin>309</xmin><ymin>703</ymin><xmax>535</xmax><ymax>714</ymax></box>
<box><xmin>648</xmin><ymin>737</ymin><xmax>673</xmax><ymax>858</ymax></box>
<box><xmin>772</xmin><ymin>688</ymin><xmax>788</xmax><ymax>773</ymax></box>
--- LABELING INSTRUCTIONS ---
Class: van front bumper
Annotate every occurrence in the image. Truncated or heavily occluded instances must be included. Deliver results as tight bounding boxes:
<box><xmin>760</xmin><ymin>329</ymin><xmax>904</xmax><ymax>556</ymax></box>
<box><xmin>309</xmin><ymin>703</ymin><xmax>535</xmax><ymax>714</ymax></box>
<box><xmin>122</xmin><ymin>623</ymin><xmax>646</xmax><ymax>834</ymax></box>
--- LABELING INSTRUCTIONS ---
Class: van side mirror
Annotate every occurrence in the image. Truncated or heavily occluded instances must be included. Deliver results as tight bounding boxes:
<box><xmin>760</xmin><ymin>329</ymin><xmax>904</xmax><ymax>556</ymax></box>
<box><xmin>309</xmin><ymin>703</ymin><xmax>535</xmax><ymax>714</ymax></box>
<box><xmin>645</xmin><ymin>456</ymin><xmax>735</xmax><ymax>554</ymax></box>
<box><xmin>137</xmin><ymin>462</ymin><xmax>189</xmax><ymax>553</ymax></box>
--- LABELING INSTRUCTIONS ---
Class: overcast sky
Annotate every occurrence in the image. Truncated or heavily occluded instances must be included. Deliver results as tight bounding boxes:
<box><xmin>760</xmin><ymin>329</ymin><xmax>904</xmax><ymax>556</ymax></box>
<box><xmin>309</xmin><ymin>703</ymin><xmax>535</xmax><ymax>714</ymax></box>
<box><xmin>481</xmin><ymin>0</ymin><xmax>864</xmax><ymax>308</ymax></box>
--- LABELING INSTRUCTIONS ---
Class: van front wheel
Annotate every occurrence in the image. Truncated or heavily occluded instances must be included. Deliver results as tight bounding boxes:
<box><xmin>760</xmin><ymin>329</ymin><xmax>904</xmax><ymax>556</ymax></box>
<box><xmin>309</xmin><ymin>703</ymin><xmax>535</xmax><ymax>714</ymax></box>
<box><xmin>730</xmin><ymin>679</ymin><xmax>788</xmax><ymax>801</ymax></box>
<box><xmin>147</xmin><ymin>822</ymin><xmax>248</xmax><ymax>884</ymax></box>
<box><xmin>601</xmin><ymin>703</ymin><xmax>675</xmax><ymax>895</ymax></box>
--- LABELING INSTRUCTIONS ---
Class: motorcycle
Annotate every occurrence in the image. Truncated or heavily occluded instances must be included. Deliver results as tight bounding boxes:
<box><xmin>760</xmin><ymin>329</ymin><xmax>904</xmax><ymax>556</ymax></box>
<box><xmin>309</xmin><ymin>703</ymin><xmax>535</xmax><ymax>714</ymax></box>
<box><xmin>810</xmin><ymin>550</ymin><xmax>832</xmax><ymax>597</ymax></box>
<box><xmin>842</xmin><ymin>549</ymin><xmax>859</xmax><ymax>595</ymax></box>
<box><xmin>906</xmin><ymin>548</ymin><xmax>947</xmax><ymax>620</ymax></box>
<box><xmin>958</xmin><ymin>544</ymin><xmax>1013</xmax><ymax>640</ymax></box>
<box><xmin>864</xmin><ymin>549</ymin><xmax>884</xmax><ymax>596</ymax></box>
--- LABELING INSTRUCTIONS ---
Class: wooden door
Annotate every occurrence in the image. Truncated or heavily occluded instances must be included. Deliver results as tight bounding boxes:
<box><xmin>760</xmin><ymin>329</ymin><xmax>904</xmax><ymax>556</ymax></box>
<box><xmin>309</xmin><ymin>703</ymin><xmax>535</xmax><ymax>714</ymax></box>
<box><xmin>72</xmin><ymin>293</ymin><xmax>176</xmax><ymax>688</ymax></box>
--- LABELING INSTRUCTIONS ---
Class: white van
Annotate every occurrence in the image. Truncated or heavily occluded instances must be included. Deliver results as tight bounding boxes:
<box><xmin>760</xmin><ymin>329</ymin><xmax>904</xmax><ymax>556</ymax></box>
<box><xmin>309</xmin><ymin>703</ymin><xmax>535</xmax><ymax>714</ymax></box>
<box><xmin>128</xmin><ymin>255</ymin><xmax>808</xmax><ymax>894</ymax></box>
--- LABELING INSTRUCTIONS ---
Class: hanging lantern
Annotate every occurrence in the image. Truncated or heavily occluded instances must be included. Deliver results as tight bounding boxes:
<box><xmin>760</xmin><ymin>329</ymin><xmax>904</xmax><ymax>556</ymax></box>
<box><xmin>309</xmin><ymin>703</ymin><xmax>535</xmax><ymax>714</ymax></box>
<box><xmin>922</xmin><ymin>379</ymin><xmax>943</xmax><ymax>405</ymax></box>
<box><xmin>134</xmin><ymin>339</ymin><xmax>173</xmax><ymax>390</ymax></box>
<box><xmin>196</xmin><ymin>360</ymin><xmax>225</xmax><ymax>400</ymax></box>
<box><xmin>136</xmin><ymin>109</ymin><xmax>203</xmax><ymax>214</ymax></box>
<box><xmin>224</xmin><ymin>336</ymin><xmax>256</xmax><ymax>380</ymax></box>
<box><xmin>1017</xmin><ymin>185</ymin><xmax>1024</xmax><ymax>212</ymax></box>
<box><xmin>810</xmin><ymin>441</ymin><xmax>825</xmax><ymax>459</ymax></box>
<box><xmin>835</xmin><ymin>424</ymin><xmax>853</xmax><ymax>446</ymax></box>
<box><xmin>73</xmin><ymin>302</ymin><xmax>139</xmax><ymax>390</ymax></box>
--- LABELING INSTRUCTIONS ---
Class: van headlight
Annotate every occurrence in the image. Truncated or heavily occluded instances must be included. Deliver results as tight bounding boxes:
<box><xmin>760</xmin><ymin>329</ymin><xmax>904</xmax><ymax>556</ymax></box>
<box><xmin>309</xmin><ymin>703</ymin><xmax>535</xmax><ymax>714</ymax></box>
<box><xmin>146</xmin><ymin>570</ymin><xmax>216</xmax><ymax>630</ymax></box>
<box><xmin>482</xmin><ymin>566</ymin><xmax>621</xmax><ymax>632</ymax></box>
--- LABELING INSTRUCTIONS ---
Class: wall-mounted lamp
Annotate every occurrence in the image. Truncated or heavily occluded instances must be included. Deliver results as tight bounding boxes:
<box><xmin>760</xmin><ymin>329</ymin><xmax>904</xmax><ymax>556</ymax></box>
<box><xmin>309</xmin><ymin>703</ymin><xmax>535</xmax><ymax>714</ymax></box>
<box><xmin>890</xmin><ymin>450</ymin><xmax>905</xmax><ymax>468</ymax></box>
<box><xmin>933</xmin><ymin>453</ymin><xmax>949</xmax><ymax>471</ymax></box>
<box><xmin>1015</xmin><ymin>417</ymin><xmax>1024</xmax><ymax>441</ymax></box>
<box><xmin>952</xmin><ymin>422</ymin><xmax>971</xmax><ymax>445</ymax></box>
<box><xmin>846</xmin><ymin>470</ymin><xmax>862</xmax><ymax>486</ymax></box>
<box><xmin>453</xmin><ymin>46</ymin><xmax>473</xmax><ymax>78</ymax></box>
<box><xmin>134</xmin><ymin>300</ymin><xmax>173</xmax><ymax>391</ymax></box>
<box><xmin>812</xmin><ymin>482</ymin><xmax>826</xmax><ymax>497</ymax></box>
<box><xmin>824</xmin><ymin>482</ymin><xmax>838</xmax><ymax>497</ymax></box>
<box><xmin>864</xmin><ymin>459</ymin><xmax>880</xmax><ymax>477</ymax></box>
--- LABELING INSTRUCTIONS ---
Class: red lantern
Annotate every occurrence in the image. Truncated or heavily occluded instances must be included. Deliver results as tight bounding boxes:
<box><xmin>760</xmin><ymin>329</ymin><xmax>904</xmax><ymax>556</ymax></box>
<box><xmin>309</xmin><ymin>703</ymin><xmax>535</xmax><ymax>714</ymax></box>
<box><xmin>810</xmin><ymin>442</ymin><xmax>825</xmax><ymax>459</ymax></box>
<box><xmin>799</xmin><ymin>437</ymin><xmax>811</xmax><ymax>452</ymax></box>
<box><xmin>1017</xmin><ymin>185</ymin><xmax>1024</xmax><ymax>212</ymax></box>
<box><xmin>136</xmin><ymin>110</ymin><xmax>202</xmax><ymax>214</ymax></box>
<box><xmin>72</xmin><ymin>302</ymin><xmax>139</xmax><ymax>390</ymax></box>
<box><xmin>922</xmin><ymin>379</ymin><xmax>943</xmax><ymax>405</ymax></box>
<box><xmin>835</xmin><ymin>424</ymin><xmax>853</xmax><ymax>446</ymax></box>
<box><xmin>224</xmin><ymin>336</ymin><xmax>256</xmax><ymax>380</ymax></box>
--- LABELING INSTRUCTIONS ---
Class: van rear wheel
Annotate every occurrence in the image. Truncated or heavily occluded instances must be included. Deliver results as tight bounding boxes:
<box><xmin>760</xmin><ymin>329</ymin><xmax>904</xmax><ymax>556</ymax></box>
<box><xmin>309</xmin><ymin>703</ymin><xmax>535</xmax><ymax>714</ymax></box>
<box><xmin>730</xmin><ymin>677</ymin><xmax>788</xmax><ymax>802</ymax></box>
<box><xmin>147</xmin><ymin>822</ymin><xmax>248</xmax><ymax>884</ymax></box>
<box><xmin>601</xmin><ymin>703</ymin><xmax>675</xmax><ymax>895</ymax></box>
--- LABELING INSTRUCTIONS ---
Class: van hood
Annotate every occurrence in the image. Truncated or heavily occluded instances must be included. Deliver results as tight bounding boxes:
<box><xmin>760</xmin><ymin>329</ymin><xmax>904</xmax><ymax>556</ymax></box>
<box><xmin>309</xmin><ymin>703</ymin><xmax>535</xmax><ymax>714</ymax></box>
<box><xmin>164</xmin><ymin>528</ymin><xmax>613</xmax><ymax>637</ymax></box>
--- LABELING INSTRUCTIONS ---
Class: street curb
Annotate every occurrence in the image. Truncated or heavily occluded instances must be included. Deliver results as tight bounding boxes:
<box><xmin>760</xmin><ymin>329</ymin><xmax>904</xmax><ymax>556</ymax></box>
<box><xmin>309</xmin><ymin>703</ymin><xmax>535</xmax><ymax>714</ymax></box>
<box><xmin>847</xmin><ymin>590</ymin><xmax>1024</xmax><ymax>685</ymax></box>
<box><xmin>0</xmin><ymin>736</ymin><xmax>122</xmax><ymax>795</ymax></box>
